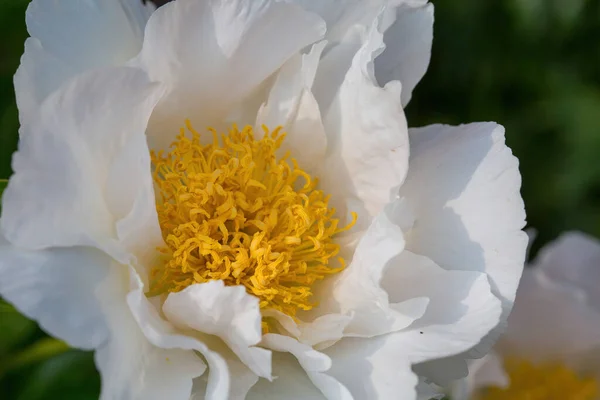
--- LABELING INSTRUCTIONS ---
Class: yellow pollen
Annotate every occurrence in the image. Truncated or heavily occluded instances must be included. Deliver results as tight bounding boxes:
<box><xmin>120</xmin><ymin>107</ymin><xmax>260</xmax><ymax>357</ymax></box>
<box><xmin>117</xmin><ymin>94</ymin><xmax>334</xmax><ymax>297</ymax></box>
<box><xmin>477</xmin><ymin>358</ymin><xmax>599</xmax><ymax>400</ymax></box>
<box><xmin>148</xmin><ymin>121</ymin><xmax>357</xmax><ymax>319</ymax></box>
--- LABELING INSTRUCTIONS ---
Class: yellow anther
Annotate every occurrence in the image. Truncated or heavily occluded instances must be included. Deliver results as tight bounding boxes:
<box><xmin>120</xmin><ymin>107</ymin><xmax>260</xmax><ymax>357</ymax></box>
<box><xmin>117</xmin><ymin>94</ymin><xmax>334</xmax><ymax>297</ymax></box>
<box><xmin>478</xmin><ymin>358</ymin><xmax>599</xmax><ymax>400</ymax></box>
<box><xmin>149</xmin><ymin>121</ymin><xmax>357</xmax><ymax>319</ymax></box>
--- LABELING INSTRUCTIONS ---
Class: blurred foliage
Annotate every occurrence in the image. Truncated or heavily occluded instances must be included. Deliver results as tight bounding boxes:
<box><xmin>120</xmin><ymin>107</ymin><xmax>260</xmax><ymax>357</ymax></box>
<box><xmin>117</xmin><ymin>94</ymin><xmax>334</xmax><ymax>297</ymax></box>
<box><xmin>0</xmin><ymin>0</ymin><xmax>26</xmax><ymax>180</ymax></box>
<box><xmin>0</xmin><ymin>0</ymin><xmax>599</xmax><ymax>398</ymax></box>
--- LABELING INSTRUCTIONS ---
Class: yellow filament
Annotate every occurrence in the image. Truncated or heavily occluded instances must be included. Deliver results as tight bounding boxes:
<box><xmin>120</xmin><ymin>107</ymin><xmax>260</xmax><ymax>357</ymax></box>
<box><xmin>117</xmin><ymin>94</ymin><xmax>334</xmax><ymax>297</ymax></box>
<box><xmin>478</xmin><ymin>358</ymin><xmax>599</xmax><ymax>400</ymax></box>
<box><xmin>149</xmin><ymin>121</ymin><xmax>357</xmax><ymax>319</ymax></box>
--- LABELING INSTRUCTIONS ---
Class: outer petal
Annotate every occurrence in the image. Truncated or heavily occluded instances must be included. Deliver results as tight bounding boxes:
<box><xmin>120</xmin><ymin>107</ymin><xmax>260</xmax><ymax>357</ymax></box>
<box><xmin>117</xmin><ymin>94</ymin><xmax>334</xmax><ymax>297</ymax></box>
<box><xmin>247</xmin><ymin>352</ymin><xmax>327</xmax><ymax>400</ymax></box>
<box><xmin>469</xmin><ymin>353</ymin><xmax>509</xmax><ymax>390</ymax></box>
<box><xmin>374</xmin><ymin>2</ymin><xmax>434</xmax><ymax>106</ymax></box>
<box><xmin>96</xmin><ymin>265</ymin><xmax>206</xmax><ymax>400</ymax></box>
<box><xmin>0</xmin><ymin>236</ymin><xmax>110</xmax><ymax>349</ymax></box>
<box><xmin>97</xmin><ymin>340</ymin><xmax>204</xmax><ymax>400</ymax></box>
<box><xmin>284</xmin><ymin>0</ymin><xmax>383</xmax><ymax>44</ymax></box>
<box><xmin>535</xmin><ymin>231</ymin><xmax>600</xmax><ymax>310</ymax></box>
<box><xmin>2</xmin><ymin>67</ymin><xmax>165</xmax><ymax>265</ymax></box>
<box><xmin>284</xmin><ymin>0</ymin><xmax>428</xmax><ymax>44</ymax></box>
<box><xmin>260</xmin><ymin>334</ymin><xmax>353</xmax><ymax>400</ymax></box>
<box><xmin>383</xmin><ymin>251</ymin><xmax>502</xmax><ymax>363</ymax></box>
<box><xmin>380</xmin><ymin>250</ymin><xmax>502</xmax><ymax>385</ymax></box>
<box><xmin>163</xmin><ymin>281</ymin><xmax>272</xmax><ymax>379</ymax></box>
<box><xmin>450</xmin><ymin>352</ymin><xmax>508</xmax><ymax>400</ymax></box>
<box><xmin>191</xmin><ymin>344</ymin><xmax>261</xmax><ymax>400</ymax></box>
<box><xmin>324</xmin><ymin>336</ymin><xmax>418</xmax><ymax>400</ymax></box>
<box><xmin>319</xmin><ymin>17</ymin><xmax>409</xmax><ymax>220</ymax></box>
<box><xmin>311</xmin><ymin>0</ymin><xmax>431</xmax><ymax>113</ymax></box>
<box><xmin>133</xmin><ymin>0</ymin><xmax>326</xmax><ymax>150</ymax></box>
<box><xmin>15</xmin><ymin>0</ymin><xmax>154</xmax><ymax>125</ymax></box>
<box><xmin>0</xmin><ymin>237</ymin><xmax>205</xmax><ymax>400</ymax></box>
<box><xmin>399</xmin><ymin>123</ymin><xmax>527</xmax><ymax>358</ymax></box>
<box><xmin>416</xmin><ymin>379</ymin><xmax>446</xmax><ymax>400</ymax></box>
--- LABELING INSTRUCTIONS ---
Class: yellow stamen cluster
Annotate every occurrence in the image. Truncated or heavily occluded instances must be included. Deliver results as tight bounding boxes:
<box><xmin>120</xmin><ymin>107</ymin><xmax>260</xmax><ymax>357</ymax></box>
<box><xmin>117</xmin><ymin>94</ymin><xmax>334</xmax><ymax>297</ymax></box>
<box><xmin>149</xmin><ymin>121</ymin><xmax>356</xmax><ymax>319</ymax></box>
<box><xmin>478</xmin><ymin>358</ymin><xmax>599</xmax><ymax>400</ymax></box>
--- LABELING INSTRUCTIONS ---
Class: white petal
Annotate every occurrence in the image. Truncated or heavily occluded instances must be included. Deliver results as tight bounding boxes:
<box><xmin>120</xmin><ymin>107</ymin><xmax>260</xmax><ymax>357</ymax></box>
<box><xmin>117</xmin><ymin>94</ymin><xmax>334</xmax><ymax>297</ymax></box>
<box><xmin>96</xmin><ymin>265</ymin><xmax>205</xmax><ymax>400</ymax></box>
<box><xmin>399</xmin><ymin>123</ymin><xmax>527</xmax><ymax>354</ymax></box>
<box><xmin>320</xmin><ymin>17</ymin><xmax>409</xmax><ymax>219</ymax></box>
<box><xmin>298</xmin><ymin>314</ymin><xmax>355</xmax><ymax>349</ymax></box>
<box><xmin>262</xmin><ymin>309</ymin><xmax>302</xmax><ymax>338</ymax></box>
<box><xmin>499</xmin><ymin>268</ymin><xmax>600</xmax><ymax>362</ymax></box>
<box><xmin>261</xmin><ymin>334</ymin><xmax>353</xmax><ymax>400</ymax></box>
<box><xmin>163</xmin><ymin>281</ymin><xmax>272</xmax><ymax>379</ymax></box>
<box><xmin>108</xmin><ymin>105</ymin><xmax>165</xmax><ymax>279</ymax></box>
<box><xmin>459</xmin><ymin>352</ymin><xmax>508</xmax><ymax>399</ymax></box>
<box><xmin>324</xmin><ymin>336</ymin><xmax>418</xmax><ymax>400</ymax></box>
<box><xmin>535</xmin><ymin>231</ymin><xmax>600</xmax><ymax>311</ymax></box>
<box><xmin>389</xmin><ymin>252</ymin><xmax>502</xmax><ymax>361</ymax></box>
<box><xmin>416</xmin><ymin>358</ymin><xmax>468</xmax><ymax>389</ymax></box>
<box><xmin>133</xmin><ymin>0</ymin><xmax>325</xmax><ymax>149</ymax></box>
<box><xmin>387</xmin><ymin>252</ymin><xmax>501</xmax><ymax>384</ymax></box>
<box><xmin>374</xmin><ymin>3</ymin><xmax>434</xmax><ymax>106</ymax></box>
<box><xmin>416</xmin><ymin>378</ymin><xmax>446</xmax><ymax>400</ymax></box>
<box><xmin>127</xmin><ymin>270</ymin><xmax>263</xmax><ymax>400</ymax></box>
<box><xmin>97</xmin><ymin>341</ymin><xmax>204</xmax><ymax>400</ymax></box>
<box><xmin>247</xmin><ymin>352</ymin><xmax>327</xmax><ymax>400</ymax></box>
<box><xmin>316</xmin><ymin>207</ymin><xmax>428</xmax><ymax>338</ymax></box>
<box><xmin>284</xmin><ymin>0</ymin><xmax>427</xmax><ymax>44</ymax></box>
<box><xmin>15</xmin><ymin>0</ymin><xmax>153</xmax><ymax>125</ymax></box>
<box><xmin>312</xmin><ymin>24</ymin><xmax>362</xmax><ymax>116</ymax></box>
<box><xmin>262</xmin><ymin>309</ymin><xmax>352</xmax><ymax>349</ymax></box>
<box><xmin>471</xmin><ymin>353</ymin><xmax>509</xmax><ymax>387</ymax></box>
<box><xmin>383</xmin><ymin>251</ymin><xmax>502</xmax><ymax>342</ymax></box>
<box><xmin>284</xmin><ymin>0</ymin><xmax>373</xmax><ymax>43</ymax></box>
<box><xmin>2</xmin><ymin>67</ymin><xmax>164</xmax><ymax>265</ymax></box>
<box><xmin>257</xmin><ymin>42</ymin><xmax>325</xmax><ymax>127</ymax></box>
<box><xmin>0</xmin><ymin>236</ymin><xmax>109</xmax><ymax>349</ymax></box>
<box><xmin>311</xmin><ymin>0</ymin><xmax>430</xmax><ymax>114</ymax></box>
<box><xmin>191</xmin><ymin>342</ymin><xmax>262</xmax><ymax>400</ymax></box>
<box><xmin>0</xmin><ymin>227</ymin><xmax>203</xmax><ymax>399</ymax></box>
<box><xmin>256</xmin><ymin>42</ymin><xmax>328</xmax><ymax>168</ymax></box>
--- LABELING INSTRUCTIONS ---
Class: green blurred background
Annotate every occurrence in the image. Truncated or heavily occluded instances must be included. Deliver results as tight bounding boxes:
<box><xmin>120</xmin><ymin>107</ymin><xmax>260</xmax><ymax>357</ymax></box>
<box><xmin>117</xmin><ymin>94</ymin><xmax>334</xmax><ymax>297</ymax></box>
<box><xmin>1</xmin><ymin>0</ymin><xmax>599</xmax><ymax>398</ymax></box>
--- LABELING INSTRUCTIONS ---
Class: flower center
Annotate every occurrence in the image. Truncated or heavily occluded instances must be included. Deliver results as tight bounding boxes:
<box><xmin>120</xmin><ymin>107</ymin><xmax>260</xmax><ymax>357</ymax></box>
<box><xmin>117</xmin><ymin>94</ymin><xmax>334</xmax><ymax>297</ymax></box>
<box><xmin>148</xmin><ymin>121</ymin><xmax>356</xmax><ymax>319</ymax></box>
<box><xmin>478</xmin><ymin>358</ymin><xmax>599</xmax><ymax>400</ymax></box>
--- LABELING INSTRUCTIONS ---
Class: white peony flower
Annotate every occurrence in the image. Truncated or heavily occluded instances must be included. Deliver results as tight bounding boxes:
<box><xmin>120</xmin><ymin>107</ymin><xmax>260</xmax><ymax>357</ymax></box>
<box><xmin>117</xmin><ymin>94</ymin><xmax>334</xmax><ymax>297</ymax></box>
<box><xmin>0</xmin><ymin>0</ymin><xmax>527</xmax><ymax>399</ymax></box>
<box><xmin>451</xmin><ymin>232</ymin><xmax>600</xmax><ymax>400</ymax></box>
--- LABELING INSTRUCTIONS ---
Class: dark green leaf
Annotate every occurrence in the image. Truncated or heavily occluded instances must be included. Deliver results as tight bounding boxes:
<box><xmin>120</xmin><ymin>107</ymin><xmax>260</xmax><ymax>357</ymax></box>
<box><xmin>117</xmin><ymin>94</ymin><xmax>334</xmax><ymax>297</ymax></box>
<box><xmin>0</xmin><ymin>0</ymin><xmax>27</xmax><ymax>179</ymax></box>
<box><xmin>0</xmin><ymin>300</ymin><xmax>37</xmax><ymax>356</ymax></box>
<box><xmin>15</xmin><ymin>351</ymin><xmax>100</xmax><ymax>400</ymax></box>
<box><xmin>2</xmin><ymin>338</ymin><xmax>70</xmax><ymax>374</ymax></box>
